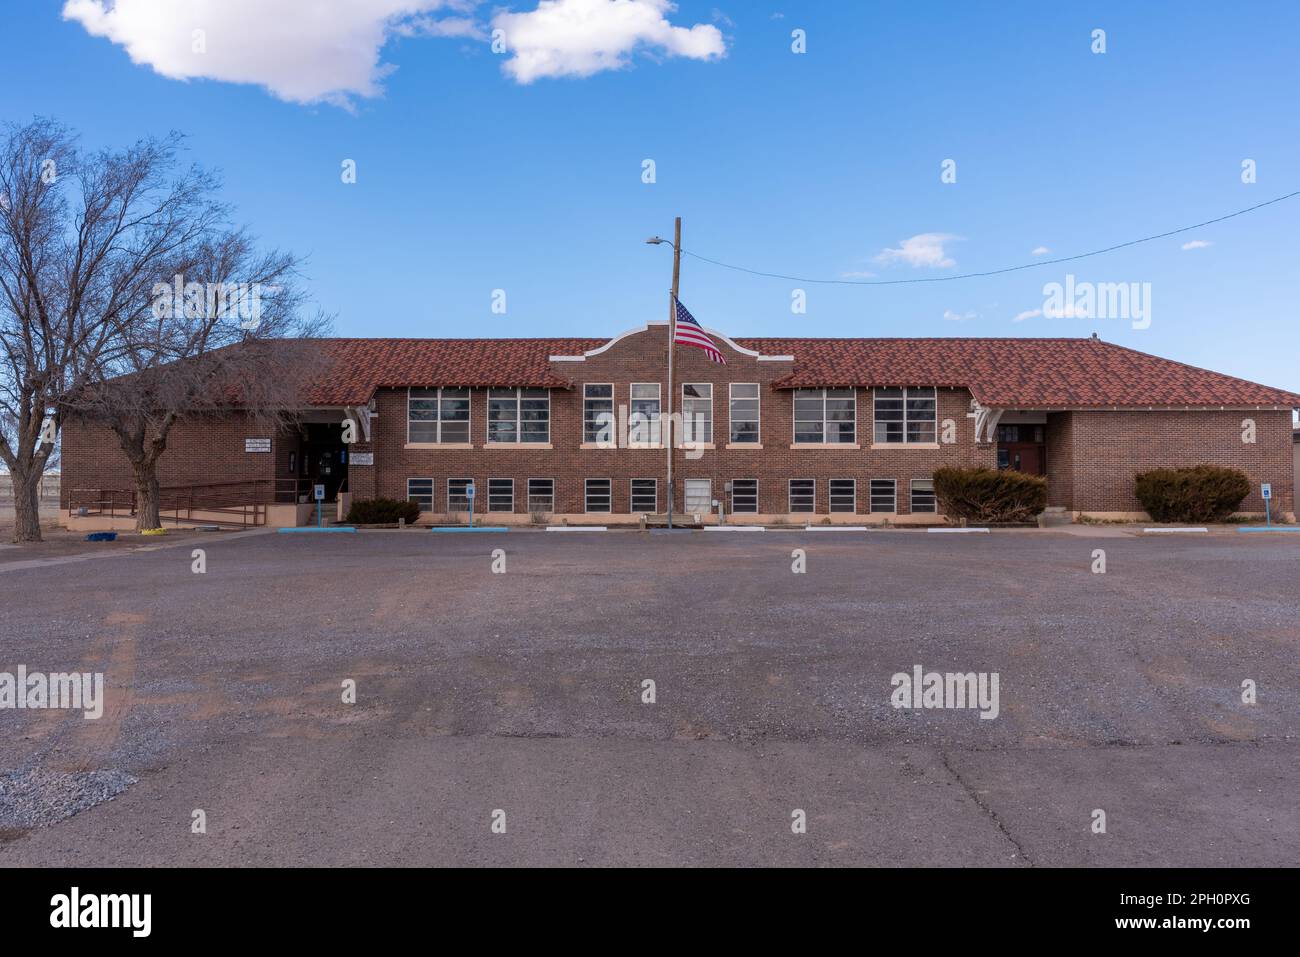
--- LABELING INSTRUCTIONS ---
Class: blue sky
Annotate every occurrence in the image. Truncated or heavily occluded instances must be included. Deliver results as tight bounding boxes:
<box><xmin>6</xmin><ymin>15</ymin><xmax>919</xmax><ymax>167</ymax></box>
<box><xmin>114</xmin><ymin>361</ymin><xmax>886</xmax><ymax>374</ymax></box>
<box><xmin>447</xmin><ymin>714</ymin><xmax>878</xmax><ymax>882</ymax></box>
<box><xmin>3</xmin><ymin>1</ymin><xmax>1298</xmax><ymax>391</ymax></box>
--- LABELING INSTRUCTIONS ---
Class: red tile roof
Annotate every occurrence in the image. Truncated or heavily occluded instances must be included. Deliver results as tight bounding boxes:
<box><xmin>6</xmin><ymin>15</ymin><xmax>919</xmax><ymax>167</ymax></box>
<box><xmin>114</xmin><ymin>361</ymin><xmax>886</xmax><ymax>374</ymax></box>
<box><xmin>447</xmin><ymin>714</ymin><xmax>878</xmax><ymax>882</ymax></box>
<box><xmin>305</xmin><ymin>335</ymin><xmax>1300</xmax><ymax>410</ymax></box>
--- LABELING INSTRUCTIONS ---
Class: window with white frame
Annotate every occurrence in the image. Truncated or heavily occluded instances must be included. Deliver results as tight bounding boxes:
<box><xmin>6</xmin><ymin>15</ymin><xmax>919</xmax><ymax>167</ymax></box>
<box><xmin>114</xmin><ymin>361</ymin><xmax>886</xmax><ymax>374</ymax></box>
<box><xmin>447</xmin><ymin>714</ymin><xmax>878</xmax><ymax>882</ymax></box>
<box><xmin>527</xmin><ymin>478</ymin><xmax>554</xmax><ymax>512</ymax></box>
<box><xmin>448</xmin><ymin>478</ymin><xmax>474</xmax><ymax>512</ymax></box>
<box><xmin>583</xmin><ymin>384</ymin><xmax>614</xmax><ymax>444</ymax></box>
<box><xmin>730</xmin><ymin>479</ymin><xmax>758</xmax><ymax>513</ymax></box>
<box><xmin>873</xmin><ymin>387</ymin><xmax>937</xmax><ymax>444</ymax></box>
<box><xmin>631</xmin><ymin>478</ymin><xmax>658</xmax><ymax>513</ymax></box>
<box><xmin>487</xmin><ymin>388</ymin><xmax>549</xmax><ymax>444</ymax></box>
<box><xmin>407</xmin><ymin>478</ymin><xmax>433</xmax><ymax>511</ymax></box>
<box><xmin>408</xmin><ymin>387</ymin><xmax>470</xmax><ymax>443</ymax></box>
<box><xmin>681</xmin><ymin>383</ymin><xmax>713</xmax><ymax>444</ymax></box>
<box><xmin>684</xmin><ymin>479</ymin><xmax>711</xmax><ymax>513</ymax></box>
<box><xmin>585</xmin><ymin>478</ymin><xmax>611</xmax><ymax>513</ymax></box>
<box><xmin>789</xmin><ymin>479</ymin><xmax>815</xmax><ymax>513</ymax></box>
<box><xmin>869</xmin><ymin>479</ymin><xmax>896</xmax><ymax>513</ymax></box>
<box><xmin>793</xmin><ymin>388</ymin><xmax>856</xmax><ymax>443</ymax></box>
<box><xmin>629</xmin><ymin>383</ymin><xmax>661</xmax><ymax>444</ymax></box>
<box><xmin>829</xmin><ymin>479</ymin><xmax>856</xmax><ymax>513</ymax></box>
<box><xmin>911</xmin><ymin>478</ymin><xmax>937</xmax><ymax>513</ymax></box>
<box><xmin>729</xmin><ymin>383</ymin><xmax>760</xmax><ymax>443</ymax></box>
<box><xmin>488</xmin><ymin>478</ymin><xmax>514</xmax><ymax>512</ymax></box>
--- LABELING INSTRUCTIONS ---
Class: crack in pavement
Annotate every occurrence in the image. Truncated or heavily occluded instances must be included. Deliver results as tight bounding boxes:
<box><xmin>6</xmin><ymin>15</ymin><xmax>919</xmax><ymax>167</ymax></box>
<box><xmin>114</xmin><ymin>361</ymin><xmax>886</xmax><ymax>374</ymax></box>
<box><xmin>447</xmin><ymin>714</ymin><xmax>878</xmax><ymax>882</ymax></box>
<box><xmin>939</xmin><ymin>749</ymin><xmax>1035</xmax><ymax>866</ymax></box>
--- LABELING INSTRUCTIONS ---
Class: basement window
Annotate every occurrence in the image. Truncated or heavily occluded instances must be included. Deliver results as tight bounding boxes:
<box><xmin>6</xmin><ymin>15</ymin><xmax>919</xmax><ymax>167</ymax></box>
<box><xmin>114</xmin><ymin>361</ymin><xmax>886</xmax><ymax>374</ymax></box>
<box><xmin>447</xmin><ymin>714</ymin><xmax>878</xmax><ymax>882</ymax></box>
<box><xmin>631</xmin><ymin>478</ymin><xmax>658</xmax><ymax>513</ymax></box>
<box><xmin>911</xmin><ymin>479</ymin><xmax>936</xmax><ymax>513</ymax></box>
<box><xmin>830</xmin><ymin>479</ymin><xmax>856</xmax><ymax>512</ymax></box>
<box><xmin>527</xmin><ymin>478</ymin><xmax>554</xmax><ymax>513</ymax></box>
<box><xmin>488</xmin><ymin>478</ymin><xmax>514</xmax><ymax>512</ymax></box>
<box><xmin>730</xmin><ymin>479</ymin><xmax>758</xmax><ymax>514</ymax></box>
<box><xmin>789</xmin><ymin>479</ymin><xmax>816</xmax><ymax>513</ymax></box>
<box><xmin>407</xmin><ymin>478</ymin><xmax>434</xmax><ymax>511</ymax></box>
<box><xmin>585</xmin><ymin>478</ymin><xmax>612</xmax><ymax>513</ymax></box>
<box><xmin>870</xmin><ymin>479</ymin><xmax>897</xmax><ymax>513</ymax></box>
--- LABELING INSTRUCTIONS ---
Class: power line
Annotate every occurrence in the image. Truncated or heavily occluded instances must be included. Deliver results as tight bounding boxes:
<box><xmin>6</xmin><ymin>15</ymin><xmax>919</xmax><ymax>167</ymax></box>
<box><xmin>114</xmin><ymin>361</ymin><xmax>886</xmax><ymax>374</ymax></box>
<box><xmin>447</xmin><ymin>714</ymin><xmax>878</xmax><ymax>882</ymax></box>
<box><xmin>679</xmin><ymin>189</ymin><xmax>1300</xmax><ymax>286</ymax></box>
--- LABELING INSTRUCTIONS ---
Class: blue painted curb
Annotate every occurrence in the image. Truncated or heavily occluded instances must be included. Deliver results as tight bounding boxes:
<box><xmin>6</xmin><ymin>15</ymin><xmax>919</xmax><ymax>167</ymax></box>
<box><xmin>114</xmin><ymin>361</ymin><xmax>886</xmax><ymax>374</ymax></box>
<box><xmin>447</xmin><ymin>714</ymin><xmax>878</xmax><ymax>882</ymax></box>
<box><xmin>429</xmin><ymin>526</ymin><xmax>510</xmax><ymax>533</ymax></box>
<box><xmin>279</xmin><ymin>527</ymin><xmax>357</xmax><ymax>534</ymax></box>
<box><xmin>1238</xmin><ymin>526</ymin><xmax>1300</xmax><ymax>532</ymax></box>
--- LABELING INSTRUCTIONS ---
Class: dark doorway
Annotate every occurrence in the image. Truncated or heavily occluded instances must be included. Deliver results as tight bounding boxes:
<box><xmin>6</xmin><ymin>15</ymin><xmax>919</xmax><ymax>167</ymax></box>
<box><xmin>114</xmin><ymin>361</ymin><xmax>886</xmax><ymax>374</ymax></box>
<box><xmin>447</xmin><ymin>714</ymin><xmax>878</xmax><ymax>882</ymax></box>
<box><xmin>996</xmin><ymin>423</ymin><xmax>1047</xmax><ymax>476</ymax></box>
<box><xmin>299</xmin><ymin>423</ymin><xmax>349</xmax><ymax>502</ymax></box>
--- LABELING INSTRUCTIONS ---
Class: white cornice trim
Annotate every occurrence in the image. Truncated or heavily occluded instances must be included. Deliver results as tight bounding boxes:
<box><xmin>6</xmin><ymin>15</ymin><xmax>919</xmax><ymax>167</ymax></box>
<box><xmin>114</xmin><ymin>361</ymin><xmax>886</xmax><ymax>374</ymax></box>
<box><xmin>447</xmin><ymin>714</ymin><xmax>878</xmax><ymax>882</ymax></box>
<box><xmin>549</xmin><ymin>321</ymin><xmax>794</xmax><ymax>363</ymax></box>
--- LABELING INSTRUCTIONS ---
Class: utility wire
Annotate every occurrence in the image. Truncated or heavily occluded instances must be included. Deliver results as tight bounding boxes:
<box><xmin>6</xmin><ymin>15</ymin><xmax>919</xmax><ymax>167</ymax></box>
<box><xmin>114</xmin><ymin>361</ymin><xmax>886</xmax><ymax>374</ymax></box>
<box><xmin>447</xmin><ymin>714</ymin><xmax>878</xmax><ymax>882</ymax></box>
<box><xmin>679</xmin><ymin>189</ymin><xmax>1300</xmax><ymax>286</ymax></box>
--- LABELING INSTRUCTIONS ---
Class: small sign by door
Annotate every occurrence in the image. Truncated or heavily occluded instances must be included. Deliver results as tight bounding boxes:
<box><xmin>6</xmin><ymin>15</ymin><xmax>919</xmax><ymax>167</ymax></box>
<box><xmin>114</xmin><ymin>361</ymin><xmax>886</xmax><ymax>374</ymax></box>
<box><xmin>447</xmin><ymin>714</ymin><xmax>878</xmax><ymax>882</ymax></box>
<box><xmin>244</xmin><ymin>438</ymin><xmax>271</xmax><ymax>453</ymax></box>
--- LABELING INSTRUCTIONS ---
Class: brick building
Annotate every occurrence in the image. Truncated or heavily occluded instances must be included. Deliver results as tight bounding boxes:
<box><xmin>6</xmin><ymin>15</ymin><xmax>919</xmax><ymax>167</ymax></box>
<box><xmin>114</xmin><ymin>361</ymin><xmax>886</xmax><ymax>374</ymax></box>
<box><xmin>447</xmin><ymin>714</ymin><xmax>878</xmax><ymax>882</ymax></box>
<box><xmin>59</xmin><ymin>325</ymin><xmax>1300</xmax><ymax>527</ymax></box>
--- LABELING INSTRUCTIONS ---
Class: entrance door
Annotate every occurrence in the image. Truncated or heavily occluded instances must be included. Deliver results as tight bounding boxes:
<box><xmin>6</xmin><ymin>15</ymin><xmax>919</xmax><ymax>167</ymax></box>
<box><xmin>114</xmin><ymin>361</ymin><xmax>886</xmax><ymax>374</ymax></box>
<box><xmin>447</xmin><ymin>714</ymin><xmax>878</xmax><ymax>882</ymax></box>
<box><xmin>996</xmin><ymin>424</ymin><xmax>1046</xmax><ymax>476</ymax></box>
<box><xmin>302</xmin><ymin>423</ymin><xmax>349</xmax><ymax>502</ymax></box>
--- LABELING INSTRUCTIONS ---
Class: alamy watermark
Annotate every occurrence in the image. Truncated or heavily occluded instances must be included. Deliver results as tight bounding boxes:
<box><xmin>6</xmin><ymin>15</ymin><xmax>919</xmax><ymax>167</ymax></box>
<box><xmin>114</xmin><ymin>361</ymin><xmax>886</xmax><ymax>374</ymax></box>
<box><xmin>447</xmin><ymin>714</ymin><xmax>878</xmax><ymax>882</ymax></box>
<box><xmin>0</xmin><ymin>666</ymin><xmax>104</xmax><ymax>719</ymax></box>
<box><xmin>890</xmin><ymin>665</ymin><xmax>999</xmax><ymax>719</ymax></box>
<box><xmin>1038</xmin><ymin>274</ymin><xmax>1152</xmax><ymax>330</ymax></box>
<box><xmin>150</xmin><ymin>274</ymin><xmax>274</xmax><ymax>330</ymax></box>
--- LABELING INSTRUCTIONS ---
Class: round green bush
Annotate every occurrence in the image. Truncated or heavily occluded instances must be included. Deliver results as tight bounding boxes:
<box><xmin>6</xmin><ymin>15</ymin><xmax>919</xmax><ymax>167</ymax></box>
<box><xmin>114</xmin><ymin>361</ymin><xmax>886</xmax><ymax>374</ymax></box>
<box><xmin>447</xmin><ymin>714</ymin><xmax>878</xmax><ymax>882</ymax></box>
<box><xmin>932</xmin><ymin>467</ymin><xmax>1048</xmax><ymax>524</ymax></box>
<box><xmin>344</xmin><ymin>497</ymin><xmax>421</xmax><ymax>525</ymax></box>
<box><xmin>1133</xmin><ymin>466</ymin><xmax>1250</xmax><ymax>523</ymax></box>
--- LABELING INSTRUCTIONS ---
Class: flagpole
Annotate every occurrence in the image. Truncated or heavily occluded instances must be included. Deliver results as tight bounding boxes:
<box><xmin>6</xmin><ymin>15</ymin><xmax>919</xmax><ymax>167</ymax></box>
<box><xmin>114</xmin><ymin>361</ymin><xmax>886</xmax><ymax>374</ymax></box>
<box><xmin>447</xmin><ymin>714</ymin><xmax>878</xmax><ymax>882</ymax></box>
<box><xmin>667</xmin><ymin>216</ymin><xmax>681</xmax><ymax>530</ymax></box>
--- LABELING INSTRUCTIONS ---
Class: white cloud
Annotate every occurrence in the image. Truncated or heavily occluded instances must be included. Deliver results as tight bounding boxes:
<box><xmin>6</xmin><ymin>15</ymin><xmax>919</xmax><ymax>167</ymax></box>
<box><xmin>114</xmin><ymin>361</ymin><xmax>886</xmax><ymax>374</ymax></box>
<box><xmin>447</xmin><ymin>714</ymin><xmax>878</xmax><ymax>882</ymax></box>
<box><xmin>874</xmin><ymin>233</ymin><xmax>962</xmax><ymax>269</ymax></box>
<box><xmin>492</xmin><ymin>0</ymin><xmax>726</xmax><ymax>84</ymax></box>
<box><xmin>1031</xmin><ymin>246</ymin><xmax>1051</xmax><ymax>256</ymax></box>
<box><xmin>943</xmin><ymin>309</ymin><xmax>978</xmax><ymax>322</ymax></box>
<box><xmin>62</xmin><ymin>0</ymin><xmax>473</xmax><ymax>106</ymax></box>
<box><xmin>1181</xmin><ymin>239</ymin><xmax>1213</xmax><ymax>250</ymax></box>
<box><xmin>1013</xmin><ymin>302</ymin><xmax>1086</xmax><ymax>322</ymax></box>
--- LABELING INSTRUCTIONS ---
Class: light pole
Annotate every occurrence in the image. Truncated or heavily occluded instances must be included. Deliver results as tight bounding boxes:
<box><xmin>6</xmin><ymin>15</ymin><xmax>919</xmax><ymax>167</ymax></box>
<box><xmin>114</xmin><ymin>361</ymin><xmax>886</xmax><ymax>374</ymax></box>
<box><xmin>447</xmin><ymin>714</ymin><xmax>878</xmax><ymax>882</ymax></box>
<box><xmin>645</xmin><ymin>217</ymin><xmax>681</xmax><ymax>530</ymax></box>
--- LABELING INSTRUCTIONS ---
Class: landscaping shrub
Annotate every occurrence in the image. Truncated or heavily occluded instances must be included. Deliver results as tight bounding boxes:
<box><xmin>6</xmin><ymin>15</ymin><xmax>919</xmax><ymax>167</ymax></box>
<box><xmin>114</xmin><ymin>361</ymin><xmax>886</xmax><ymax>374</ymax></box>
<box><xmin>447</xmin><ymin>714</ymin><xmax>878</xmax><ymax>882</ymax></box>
<box><xmin>931</xmin><ymin>467</ymin><xmax>1048</xmax><ymax>524</ymax></box>
<box><xmin>344</xmin><ymin>497</ymin><xmax>420</xmax><ymax>525</ymax></box>
<box><xmin>1133</xmin><ymin>465</ymin><xmax>1250</xmax><ymax>523</ymax></box>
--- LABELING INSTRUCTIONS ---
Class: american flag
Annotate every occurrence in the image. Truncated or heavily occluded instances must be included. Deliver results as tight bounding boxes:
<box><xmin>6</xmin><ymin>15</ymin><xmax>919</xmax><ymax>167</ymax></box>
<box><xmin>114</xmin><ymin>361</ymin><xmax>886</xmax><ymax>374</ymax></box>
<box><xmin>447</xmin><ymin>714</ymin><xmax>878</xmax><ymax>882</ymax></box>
<box><xmin>673</xmin><ymin>298</ymin><xmax>726</xmax><ymax>364</ymax></box>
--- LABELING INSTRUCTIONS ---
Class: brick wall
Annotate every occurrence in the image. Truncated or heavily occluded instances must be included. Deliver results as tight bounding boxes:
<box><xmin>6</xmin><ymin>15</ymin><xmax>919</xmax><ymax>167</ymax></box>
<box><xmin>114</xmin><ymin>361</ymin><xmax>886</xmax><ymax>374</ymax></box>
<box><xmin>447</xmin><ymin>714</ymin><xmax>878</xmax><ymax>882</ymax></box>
<box><xmin>1063</xmin><ymin>409</ymin><xmax>1293</xmax><ymax>515</ymax></box>
<box><xmin>360</xmin><ymin>327</ymin><xmax>993</xmax><ymax>519</ymax></box>
<box><xmin>60</xmin><ymin>413</ymin><xmax>288</xmax><ymax>508</ymax></box>
<box><xmin>1045</xmin><ymin>412</ymin><xmax>1074</xmax><ymax>508</ymax></box>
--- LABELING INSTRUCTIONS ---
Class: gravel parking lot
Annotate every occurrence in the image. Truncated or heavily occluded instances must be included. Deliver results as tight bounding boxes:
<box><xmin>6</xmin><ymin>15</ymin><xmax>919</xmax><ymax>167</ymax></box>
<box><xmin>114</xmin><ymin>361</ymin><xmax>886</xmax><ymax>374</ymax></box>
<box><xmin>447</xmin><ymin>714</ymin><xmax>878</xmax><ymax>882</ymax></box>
<box><xmin>0</xmin><ymin>527</ymin><xmax>1297</xmax><ymax>866</ymax></box>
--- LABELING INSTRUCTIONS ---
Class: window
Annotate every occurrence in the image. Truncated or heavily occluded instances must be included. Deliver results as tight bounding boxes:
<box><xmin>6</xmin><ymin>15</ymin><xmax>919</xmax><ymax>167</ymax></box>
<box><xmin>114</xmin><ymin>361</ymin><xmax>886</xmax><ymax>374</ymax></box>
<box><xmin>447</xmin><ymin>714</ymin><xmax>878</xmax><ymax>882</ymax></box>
<box><xmin>789</xmin><ymin>479</ymin><xmax>815</xmax><ymax>513</ymax></box>
<box><xmin>682</xmin><ymin>383</ymin><xmax>713</xmax><ymax>444</ymax></box>
<box><xmin>830</xmin><ymin>479</ymin><xmax>856</xmax><ymax>513</ymax></box>
<box><xmin>487</xmin><ymin>388</ymin><xmax>549</xmax><ymax>444</ymax></box>
<box><xmin>631</xmin><ymin>478</ymin><xmax>658</xmax><ymax>513</ymax></box>
<box><xmin>911</xmin><ymin>479</ymin><xmax>936</xmax><ymax>513</ymax></box>
<box><xmin>527</xmin><ymin>478</ymin><xmax>554</xmax><ymax>512</ymax></box>
<box><xmin>684</xmin><ymin>479</ymin><xmax>712</xmax><ymax>513</ymax></box>
<box><xmin>870</xmin><ymin>479</ymin><xmax>896</xmax><ymax>513</ymax></box>
<box><xmin>729</xmin><ymin>383</ymin><xmax>760</xmax><ymax>443</ymax></box>
<box><xmin>488</xmin><ymin>478</ymin><xmax>514</xmax><ymax>512</ymax></box>
<box><xmin>583</xmin><ymin>384</ymin><xmax>614</xmax><ymax>444</ymax></box>
<box><xmin>730</xmin><ymin>479</ymin><xmax>758</xmax><ymax>514</ymax></box>
<box><xmin>408</xmin><ymin>387</ymin><xmax>470</xmax><ymax>444</ymax></box>
<box><xmin>585</xmin><ymin>478</ymin><xmax>611</xmax><ymax>513</ymax></box>
<box><xmin>630</xmin><ymin>384</ymin><xmax>661</xmax><ymax>445</ymax></box>
<box><xmin>793</xmin><ymin>388</ymin><xmax>856</xmax><ymax>443</ymax></box>
<box><xmin>448</xmin><ymin>478</ymin><xmax>473</xmax><ymax>512</ymax></box>
<box><xmin>874</xmin><ymin>387</ymin><xmax>937</xmax><ymax>444</ymax></box>
<box><xmin>407</xmin><ymin>478</ymin><xmax>433</xmax><ymax>511</ymax></box>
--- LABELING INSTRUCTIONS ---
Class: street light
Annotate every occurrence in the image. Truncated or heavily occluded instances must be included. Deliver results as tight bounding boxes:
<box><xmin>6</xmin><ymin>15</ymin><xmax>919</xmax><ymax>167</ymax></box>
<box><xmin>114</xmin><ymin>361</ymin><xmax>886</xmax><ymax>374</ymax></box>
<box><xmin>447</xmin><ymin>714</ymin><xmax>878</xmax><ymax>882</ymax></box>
<box><xmin>645</xmin><ymin>219</ymin><xmax>682</xmax><ymax>530</ymax></box>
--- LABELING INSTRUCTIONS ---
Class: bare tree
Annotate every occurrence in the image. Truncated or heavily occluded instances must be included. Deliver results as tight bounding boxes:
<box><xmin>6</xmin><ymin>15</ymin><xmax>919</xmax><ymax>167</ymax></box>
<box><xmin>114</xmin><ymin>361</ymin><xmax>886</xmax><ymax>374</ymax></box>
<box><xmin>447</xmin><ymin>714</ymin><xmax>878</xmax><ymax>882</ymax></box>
<box><xmin>69</xmin><ymin>231</ymin><xmax>330</xmax><ymax>530</ymax></box>
<box><xmin>0</xmin><ymin>118</ymin><xmax>220</xmax><ymax>542</ymax></box>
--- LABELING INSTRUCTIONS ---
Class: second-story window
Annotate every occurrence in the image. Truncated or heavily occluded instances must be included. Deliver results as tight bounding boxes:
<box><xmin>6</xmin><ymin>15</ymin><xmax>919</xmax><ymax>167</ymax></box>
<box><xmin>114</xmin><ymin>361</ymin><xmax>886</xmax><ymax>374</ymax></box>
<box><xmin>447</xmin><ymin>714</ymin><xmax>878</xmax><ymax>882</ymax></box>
<box><xmin>583</xmin><ymin>384</ymin><xmax>614</xmax><ymax>444</ymax></box>
<box><xmin>408</xmin><ymin>387</ymin><xmax>470</xmax><ymax>444</ymax></box>
<box><xmin>874</xmin><ymin>387</ymin><xmax>937</xmax><ymax>444</ymax></box>
<box><xmin>682</xmin><ymin>383</ymin><xmax>713</xmax><ymax>444</ymax></box>
<box><xmin>729</xmin><ymin>383</ymin><xmax>760</xmax><ymax>443</ymax></box>
<box><xmin>630</xmin><ymin>383</ymin><xmax>661</xmax><ymax>444</ymax></box>
<box><xmin>793</xmin><ymin>388</ymin><xmax>856</xmax><ymax>443</ymax></box>
<box><xmin>487</xmin><ymin>388</ymin><xmax>550</xmax><ymax>444</ymax></box>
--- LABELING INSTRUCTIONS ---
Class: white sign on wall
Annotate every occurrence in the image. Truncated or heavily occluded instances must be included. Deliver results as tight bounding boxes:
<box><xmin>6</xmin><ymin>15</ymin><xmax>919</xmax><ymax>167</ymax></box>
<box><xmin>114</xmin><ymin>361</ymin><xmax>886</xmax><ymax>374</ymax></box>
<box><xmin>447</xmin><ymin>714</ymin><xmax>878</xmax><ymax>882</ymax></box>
<box><xmin>351</xmin><ymin>452</ymin><xmax>374</xmax><ymax>466</ymax></box>
<box><xmin>244</xmin><ymin>438</ymin><xmax>271</xmax><ymax>453</ymax></box>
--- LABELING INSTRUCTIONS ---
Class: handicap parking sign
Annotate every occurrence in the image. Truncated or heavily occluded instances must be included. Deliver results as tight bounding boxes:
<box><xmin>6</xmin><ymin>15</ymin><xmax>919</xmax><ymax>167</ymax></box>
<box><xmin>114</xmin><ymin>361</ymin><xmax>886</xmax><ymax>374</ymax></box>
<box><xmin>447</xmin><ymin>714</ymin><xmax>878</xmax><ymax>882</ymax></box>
<box><xmin>466</xmin><ymin>484</ymin><xmax>475</xmax><ymax>499</ymax></box>
<box><xmin>1262</xmin><ymin>483</ymin><xmax>1272</xmax><ymax>500</ymax></box>
<box><xmin>314</xmin><ymin>484</ymin><xmax>325</xmax><ymax>501</ymax></box>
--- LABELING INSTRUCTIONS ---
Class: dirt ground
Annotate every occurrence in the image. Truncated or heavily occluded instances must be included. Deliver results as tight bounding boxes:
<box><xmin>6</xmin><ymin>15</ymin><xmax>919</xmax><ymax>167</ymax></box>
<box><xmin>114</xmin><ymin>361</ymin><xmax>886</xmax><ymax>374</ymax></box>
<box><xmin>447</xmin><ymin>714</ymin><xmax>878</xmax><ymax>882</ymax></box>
<box><xmin>0</xmin><ymin>527</ymin><xmax>1297</xmax><ymax>866</ymax></box>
